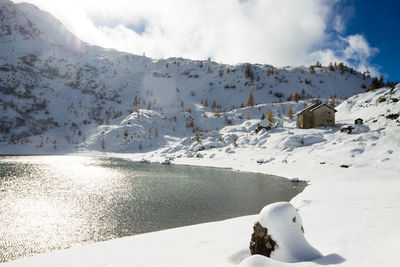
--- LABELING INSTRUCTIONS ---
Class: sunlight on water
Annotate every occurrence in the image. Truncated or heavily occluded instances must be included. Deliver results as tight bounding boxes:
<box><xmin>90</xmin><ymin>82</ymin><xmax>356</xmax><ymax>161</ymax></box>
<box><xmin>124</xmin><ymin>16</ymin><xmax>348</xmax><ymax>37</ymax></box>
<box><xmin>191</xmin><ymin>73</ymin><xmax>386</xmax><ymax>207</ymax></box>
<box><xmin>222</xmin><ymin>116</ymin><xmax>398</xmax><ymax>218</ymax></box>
<box><xmin>0</xmin><ymin>156</ymin><xmax>129</xmax><ymax>262</ymax></box>
<box><xmin>0</xmin><ymin>156</ymin><xmax>305</xmax><ymax>262</ymax></box>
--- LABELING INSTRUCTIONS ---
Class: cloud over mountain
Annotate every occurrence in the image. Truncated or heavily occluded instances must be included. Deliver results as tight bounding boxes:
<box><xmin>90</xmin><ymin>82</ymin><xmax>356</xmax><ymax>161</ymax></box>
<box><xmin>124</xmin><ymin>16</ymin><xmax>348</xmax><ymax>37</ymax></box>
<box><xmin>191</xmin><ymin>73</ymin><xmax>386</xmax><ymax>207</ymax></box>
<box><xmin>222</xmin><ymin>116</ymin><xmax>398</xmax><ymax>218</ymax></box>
<box><xmin>12</xmin><ymin>0</ymin><xmax>378</xmax><ymax>75</ymax></box>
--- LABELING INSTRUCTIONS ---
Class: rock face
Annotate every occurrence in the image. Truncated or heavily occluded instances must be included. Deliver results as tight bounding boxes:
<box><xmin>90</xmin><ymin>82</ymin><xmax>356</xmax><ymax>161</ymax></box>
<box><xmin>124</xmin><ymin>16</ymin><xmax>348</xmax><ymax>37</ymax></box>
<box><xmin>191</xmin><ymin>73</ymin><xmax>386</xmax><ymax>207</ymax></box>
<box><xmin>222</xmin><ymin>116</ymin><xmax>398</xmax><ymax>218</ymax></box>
<box><xmin>249</xmin><ymin>222</ymin><xmax>277</xmax><ymax>257</ymax></box>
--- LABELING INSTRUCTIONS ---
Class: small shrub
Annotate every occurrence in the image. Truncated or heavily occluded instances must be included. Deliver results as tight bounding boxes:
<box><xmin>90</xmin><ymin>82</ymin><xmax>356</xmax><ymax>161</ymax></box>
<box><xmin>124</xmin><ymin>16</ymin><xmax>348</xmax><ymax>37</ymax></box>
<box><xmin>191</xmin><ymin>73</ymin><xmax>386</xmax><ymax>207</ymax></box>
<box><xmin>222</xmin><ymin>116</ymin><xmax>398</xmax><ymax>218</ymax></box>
<box><xmin>214</xmin><ymin>109</ymin><xmax>221</xmax><ymax>117</ymax></box>
<box><xmin>194</xmin><ymin>131</ymin><xmax>202</xmax><ymax>141</ymax></box>
<box><xmin>233</xmin><ymin>136</ymin><xmax>238</xmax><ymax>147</ymax></box>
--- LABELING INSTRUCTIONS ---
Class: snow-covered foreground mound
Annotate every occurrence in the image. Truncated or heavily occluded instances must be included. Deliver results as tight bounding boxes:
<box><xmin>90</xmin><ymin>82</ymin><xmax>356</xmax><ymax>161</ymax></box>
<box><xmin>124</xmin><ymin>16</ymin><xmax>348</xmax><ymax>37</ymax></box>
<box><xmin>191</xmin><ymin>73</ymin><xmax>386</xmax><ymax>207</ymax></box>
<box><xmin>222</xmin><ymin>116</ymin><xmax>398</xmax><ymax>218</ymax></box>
<box><xmin>3</xmin><ymin>86</ymin><xmax>400</xmax><ymax>267</ymax></box>
<box><xmin>255</xmin><ymin>202</ymin><xmax>321</xmax><ymax>263</ymax></box>
<box><xmin>240</xmin><ymin>202</ymin><xmax>345</xmax><ymax>267</ymax></box>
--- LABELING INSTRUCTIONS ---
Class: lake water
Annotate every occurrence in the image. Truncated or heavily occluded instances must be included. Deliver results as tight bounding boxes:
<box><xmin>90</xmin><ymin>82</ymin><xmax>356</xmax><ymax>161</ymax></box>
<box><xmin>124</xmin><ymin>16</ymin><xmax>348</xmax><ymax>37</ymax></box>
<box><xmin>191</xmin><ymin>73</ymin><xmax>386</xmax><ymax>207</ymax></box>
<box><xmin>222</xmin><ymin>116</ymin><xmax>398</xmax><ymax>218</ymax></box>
<box><xmin>0</xmin><ymin>156</ymin><xmax>305</xmax><ymax>262</ymax></box>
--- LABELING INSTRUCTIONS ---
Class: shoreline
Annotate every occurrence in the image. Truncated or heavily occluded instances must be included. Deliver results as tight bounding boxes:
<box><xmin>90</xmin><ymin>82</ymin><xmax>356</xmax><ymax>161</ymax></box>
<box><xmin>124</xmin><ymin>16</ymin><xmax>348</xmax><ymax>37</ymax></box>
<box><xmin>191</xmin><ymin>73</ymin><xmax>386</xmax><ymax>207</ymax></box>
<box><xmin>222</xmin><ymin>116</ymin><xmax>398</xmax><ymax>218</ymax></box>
<box><xmin>2</xmin><ymin>144</ymin><xmax>399</xmax><ymax>266</ymax></box>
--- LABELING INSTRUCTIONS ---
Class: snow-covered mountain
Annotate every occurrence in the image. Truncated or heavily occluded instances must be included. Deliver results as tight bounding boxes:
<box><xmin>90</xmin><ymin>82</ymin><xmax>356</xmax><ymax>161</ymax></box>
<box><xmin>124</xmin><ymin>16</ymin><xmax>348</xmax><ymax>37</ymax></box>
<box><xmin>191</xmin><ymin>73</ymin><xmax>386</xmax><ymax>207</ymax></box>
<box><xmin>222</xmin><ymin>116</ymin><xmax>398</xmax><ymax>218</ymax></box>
<box><xmin>0</xmin><ymin>0</ymin><xmax>372</xmax><ymax>153</ymax></box>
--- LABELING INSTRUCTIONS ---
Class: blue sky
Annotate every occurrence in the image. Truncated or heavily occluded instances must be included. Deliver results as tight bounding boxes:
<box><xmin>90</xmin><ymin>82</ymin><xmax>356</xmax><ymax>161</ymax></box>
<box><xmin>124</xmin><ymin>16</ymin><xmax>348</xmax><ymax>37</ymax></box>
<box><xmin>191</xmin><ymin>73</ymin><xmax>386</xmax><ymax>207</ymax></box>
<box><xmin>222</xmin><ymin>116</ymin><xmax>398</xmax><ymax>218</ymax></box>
<box><xmin>12</xmin><ymin>0</ymin><xmax>399</xmax><ymax>81</ymax></box>
<box><xmin>342</xmin><ymin>0</ymin><xmax>400</xmax><ymax>81</ymax></box>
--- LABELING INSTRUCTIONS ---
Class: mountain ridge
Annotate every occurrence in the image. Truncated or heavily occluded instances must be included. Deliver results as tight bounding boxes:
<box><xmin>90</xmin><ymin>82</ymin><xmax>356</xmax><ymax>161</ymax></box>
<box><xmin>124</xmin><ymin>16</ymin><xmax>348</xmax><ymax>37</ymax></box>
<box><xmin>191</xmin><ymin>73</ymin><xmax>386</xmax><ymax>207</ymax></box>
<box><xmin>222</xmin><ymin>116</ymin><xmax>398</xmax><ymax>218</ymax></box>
<box><xmin>0</xmin><ymin>0</ymin><xmax>373</xmax><ymax>152</ymax></box>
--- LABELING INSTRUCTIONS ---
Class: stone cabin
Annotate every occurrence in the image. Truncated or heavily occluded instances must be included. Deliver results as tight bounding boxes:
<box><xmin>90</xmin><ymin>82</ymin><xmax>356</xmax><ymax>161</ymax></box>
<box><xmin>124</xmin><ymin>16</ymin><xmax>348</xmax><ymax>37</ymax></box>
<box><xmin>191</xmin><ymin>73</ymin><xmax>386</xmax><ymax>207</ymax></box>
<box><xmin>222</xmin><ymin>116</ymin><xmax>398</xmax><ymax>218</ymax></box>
<box><xmin>296</xmin><ymin>103</ymin><xmax>337</xmax><ymax>129</ymax></box>
<box><xmin>355</xmin><ymin>118</ymin><xmax>363</xmax><ymax>125</ymax></box>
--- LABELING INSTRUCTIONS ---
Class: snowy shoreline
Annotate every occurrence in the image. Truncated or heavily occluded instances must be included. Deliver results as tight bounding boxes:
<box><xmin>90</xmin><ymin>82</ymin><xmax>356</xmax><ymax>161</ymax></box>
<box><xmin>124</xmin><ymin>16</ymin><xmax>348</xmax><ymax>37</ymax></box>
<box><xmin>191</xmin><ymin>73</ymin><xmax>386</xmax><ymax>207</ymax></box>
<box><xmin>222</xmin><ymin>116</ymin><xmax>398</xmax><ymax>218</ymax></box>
<box><xmin>2</xmin><ymin>143</ymin><xmax>400</xmax><ymax>266</ymax></box>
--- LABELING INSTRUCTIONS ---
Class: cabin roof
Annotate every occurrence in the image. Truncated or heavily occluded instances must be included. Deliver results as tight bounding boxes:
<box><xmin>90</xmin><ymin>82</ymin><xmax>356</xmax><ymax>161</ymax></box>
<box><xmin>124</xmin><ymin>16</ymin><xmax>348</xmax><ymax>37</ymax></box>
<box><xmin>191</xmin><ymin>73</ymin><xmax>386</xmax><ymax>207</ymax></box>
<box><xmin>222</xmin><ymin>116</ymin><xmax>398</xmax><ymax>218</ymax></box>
<box><xmin>296</xmin><ymin>103</ymin><xmax>337</xmax><ymax>115</ymax></box>
<box><xmin>296</xmin><ymin>103</ymin><xmax>319</xmax><ymax>115</ymax></box>
<box><xmin>309</xmin><ymin>103</ymin><xmax>337</xmax><ymax>113</ymax></box>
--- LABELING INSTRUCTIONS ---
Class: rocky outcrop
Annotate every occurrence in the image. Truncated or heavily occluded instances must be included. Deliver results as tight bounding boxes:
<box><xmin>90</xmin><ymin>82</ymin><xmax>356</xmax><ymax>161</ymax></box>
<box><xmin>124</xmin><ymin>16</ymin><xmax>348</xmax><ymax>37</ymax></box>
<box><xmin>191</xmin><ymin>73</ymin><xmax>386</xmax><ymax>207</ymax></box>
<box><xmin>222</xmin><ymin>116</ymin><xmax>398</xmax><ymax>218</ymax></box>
<box><xmin>249</xmin><ymin>222</ymin><xmax>277</xmax><ymax>257</ymax></box>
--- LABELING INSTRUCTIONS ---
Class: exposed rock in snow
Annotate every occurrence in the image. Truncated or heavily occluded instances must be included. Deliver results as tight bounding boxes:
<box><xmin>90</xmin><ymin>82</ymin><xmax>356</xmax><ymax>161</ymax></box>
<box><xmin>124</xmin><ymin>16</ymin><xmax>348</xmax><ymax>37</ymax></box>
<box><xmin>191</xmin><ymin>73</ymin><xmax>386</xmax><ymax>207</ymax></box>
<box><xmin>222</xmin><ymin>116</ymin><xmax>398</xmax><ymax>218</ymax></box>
<box><xmin>248</xmin><ymin>202</ymin><xmax>322</xmax><ymax>263</ymax></box>
<box><xmin>249</xmin><ymin>222</ymin><xmax>277</xmax><ymax>257</ymax></box>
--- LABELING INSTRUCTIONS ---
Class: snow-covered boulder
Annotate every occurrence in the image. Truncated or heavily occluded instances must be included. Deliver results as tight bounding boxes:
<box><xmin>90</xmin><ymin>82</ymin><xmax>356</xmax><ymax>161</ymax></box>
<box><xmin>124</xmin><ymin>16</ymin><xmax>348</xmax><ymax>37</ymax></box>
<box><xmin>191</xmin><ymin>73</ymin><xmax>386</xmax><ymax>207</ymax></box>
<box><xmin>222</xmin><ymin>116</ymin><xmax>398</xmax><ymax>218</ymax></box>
<box><xmin>243</xmin><ymin>202</ymin><xmax>322</xmax><ymax>266</ymax></box>
<box><xmin>276</xmin><ymin>133</ymin><xmax>326</xmax><ymax>150</ymax></box>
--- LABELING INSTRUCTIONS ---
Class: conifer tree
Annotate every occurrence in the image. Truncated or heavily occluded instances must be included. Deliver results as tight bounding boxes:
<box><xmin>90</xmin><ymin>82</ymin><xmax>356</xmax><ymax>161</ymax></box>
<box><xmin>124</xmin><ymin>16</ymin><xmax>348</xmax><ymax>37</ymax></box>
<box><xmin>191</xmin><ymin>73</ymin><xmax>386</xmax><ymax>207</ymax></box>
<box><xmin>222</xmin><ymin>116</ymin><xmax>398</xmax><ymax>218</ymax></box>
<box><xmin>330</xmin><ymin>97</ymin><xmax>336</xmax><ymax>108</ymax></box>
<box><xmin>292</xmin><ymin>91</ymin><xmax>300</xmax><ymax>103</ymax></box>
<box><xmin>245</xmin><ymin>63</ymin><xmax>254</xmax><ymax>80</ymax></box>
<box><xmin>267</xmin><ymin>111</ymin><xmax>274</xmax><ymax>123</ymax></box>
<box><xmin>287</xmin><ymin>106</ymin><xmax>293</xmax><ymax>119</ymax></box>
<box><xmin>101</xmin><ymin>137</ymin><xmax>105</xmax><ymax>150</ymax></box>
<box><xmin>212</xmin><ymin>98</ymin><xmax>217</xmax><ymax>109</ymax></box>
<box><xmin>328</xmin><ymin>62</ymin><xmax>334</xmax><ymax>71</ymax></box>
<box><xmin>246</xmin><ymin>90</ymin><xmax>255</xmax><ymax>107</ymax></box>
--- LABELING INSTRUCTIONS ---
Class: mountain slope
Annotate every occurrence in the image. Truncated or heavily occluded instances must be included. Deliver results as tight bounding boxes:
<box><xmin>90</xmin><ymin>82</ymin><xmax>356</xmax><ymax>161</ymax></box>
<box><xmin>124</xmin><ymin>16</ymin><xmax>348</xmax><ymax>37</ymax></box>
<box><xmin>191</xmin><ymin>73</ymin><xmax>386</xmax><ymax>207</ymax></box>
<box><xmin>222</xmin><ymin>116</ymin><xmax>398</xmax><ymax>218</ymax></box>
<box><xmin>0</xmin><ymin>0</ymin><xmax>372</xmax><ymax>153</ymax></box>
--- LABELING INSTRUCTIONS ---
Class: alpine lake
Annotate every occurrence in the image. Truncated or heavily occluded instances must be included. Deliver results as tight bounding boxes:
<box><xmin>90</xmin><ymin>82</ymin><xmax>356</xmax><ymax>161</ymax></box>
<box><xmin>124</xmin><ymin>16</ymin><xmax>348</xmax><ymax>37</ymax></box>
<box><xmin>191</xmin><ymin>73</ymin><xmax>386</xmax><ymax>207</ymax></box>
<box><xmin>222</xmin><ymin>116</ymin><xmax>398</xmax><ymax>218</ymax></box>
<box><xmin>0</xmin><ymin>155</ymin><xmax>305</xmax><ymax>262</ymax></box>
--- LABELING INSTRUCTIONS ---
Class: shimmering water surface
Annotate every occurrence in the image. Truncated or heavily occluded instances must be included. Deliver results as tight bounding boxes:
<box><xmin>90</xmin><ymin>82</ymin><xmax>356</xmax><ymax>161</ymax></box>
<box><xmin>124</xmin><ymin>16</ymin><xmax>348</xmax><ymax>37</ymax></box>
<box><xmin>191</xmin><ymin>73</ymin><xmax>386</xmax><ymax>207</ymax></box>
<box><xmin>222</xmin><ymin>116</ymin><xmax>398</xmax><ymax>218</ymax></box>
<box><xmin>0</xmin><ymin>156</ymin><xmax>305</xmax><ymax>262</ymax></box>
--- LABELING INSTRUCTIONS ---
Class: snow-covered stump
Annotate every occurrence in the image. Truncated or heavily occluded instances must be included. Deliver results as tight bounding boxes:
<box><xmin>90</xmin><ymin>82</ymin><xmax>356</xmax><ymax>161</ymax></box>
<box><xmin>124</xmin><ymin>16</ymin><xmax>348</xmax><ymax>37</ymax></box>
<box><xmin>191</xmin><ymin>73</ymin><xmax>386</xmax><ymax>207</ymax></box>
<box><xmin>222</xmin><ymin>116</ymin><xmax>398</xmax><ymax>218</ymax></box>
<box><xmin>244</xmin><ymin>202</ymin><xmax>322</xmax><ymax>265</ymax></box>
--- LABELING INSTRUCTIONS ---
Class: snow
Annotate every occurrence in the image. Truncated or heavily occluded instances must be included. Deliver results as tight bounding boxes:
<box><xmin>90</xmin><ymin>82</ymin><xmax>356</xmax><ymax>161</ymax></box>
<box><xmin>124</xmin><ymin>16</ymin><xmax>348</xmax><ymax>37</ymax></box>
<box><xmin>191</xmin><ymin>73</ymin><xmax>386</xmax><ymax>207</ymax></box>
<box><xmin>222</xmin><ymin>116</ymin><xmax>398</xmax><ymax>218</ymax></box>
<box><xmin>2</xmin><ymin>86</ymin><xmax>400</xmax><ymax>267</ymax></box>
<box><xmin>257</xmin><ymin>202</ymin><xmax>321</xmax><ymax>263</ymax></box>
<box><xmin>1</xmin><ymin>1</ymin><xmax>400</xmax><ymax>266</ymax></box>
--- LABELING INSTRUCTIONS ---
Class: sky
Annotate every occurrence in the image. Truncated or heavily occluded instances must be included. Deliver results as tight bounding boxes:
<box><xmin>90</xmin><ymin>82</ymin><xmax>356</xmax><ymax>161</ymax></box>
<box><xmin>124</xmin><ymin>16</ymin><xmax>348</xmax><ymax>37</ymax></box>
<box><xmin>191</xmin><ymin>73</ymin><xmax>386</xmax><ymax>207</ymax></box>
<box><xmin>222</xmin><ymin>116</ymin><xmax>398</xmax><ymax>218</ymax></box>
<box><xmin>11</xmin><ymin>0</ymin><xmax>399</xmax><ymax>80</ymax></box>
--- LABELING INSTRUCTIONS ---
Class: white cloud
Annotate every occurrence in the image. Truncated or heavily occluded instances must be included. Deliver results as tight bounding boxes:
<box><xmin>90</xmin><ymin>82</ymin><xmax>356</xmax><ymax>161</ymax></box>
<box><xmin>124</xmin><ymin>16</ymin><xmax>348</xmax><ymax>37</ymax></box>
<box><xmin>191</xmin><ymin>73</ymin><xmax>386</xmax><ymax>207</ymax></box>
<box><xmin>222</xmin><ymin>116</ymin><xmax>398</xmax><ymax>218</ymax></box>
<box><xmin>12</xmin><ymin>0</ymin><xmax>379</xmax><ymax>75</ymax></box>
<box><xmin>333</xmin><ymin>15</ymin><xmax>345</xmax><ymax>33</ymax></box>
<box><xmin>308</xmin><ymin>34</ymin><xmax>379</xmax><ymax>76</ymax></box>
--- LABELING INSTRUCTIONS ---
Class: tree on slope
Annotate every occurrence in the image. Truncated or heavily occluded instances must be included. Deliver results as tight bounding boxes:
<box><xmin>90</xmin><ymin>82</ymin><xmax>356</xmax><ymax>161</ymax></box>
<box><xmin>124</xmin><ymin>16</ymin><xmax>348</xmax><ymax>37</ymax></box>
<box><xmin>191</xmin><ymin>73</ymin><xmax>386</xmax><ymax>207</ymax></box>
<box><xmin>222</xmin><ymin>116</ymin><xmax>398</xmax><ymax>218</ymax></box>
<box><xmin>246</xmin><ymin>90</ymin><xmax>255</xmax><ymax>107</ymax></box>
<box><xmin>287</xmin><ymin>106</ymin><xmax>293</xmax><ymax>119</ymax></box>
<box><xmin>267</xmin><ymin>111</ymin><xmax>274</xmax><ymax>124</ymax></box>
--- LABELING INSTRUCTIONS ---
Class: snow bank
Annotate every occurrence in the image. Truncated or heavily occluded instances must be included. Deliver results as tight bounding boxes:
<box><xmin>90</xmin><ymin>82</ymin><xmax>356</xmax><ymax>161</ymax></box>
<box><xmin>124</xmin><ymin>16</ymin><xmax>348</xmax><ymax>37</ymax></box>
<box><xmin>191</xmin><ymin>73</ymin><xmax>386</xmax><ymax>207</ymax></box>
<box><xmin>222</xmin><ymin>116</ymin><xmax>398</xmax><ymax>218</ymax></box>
<box><xmin>257</xmin><ymin>202</ymin><xmax>321</xmax><ymax>263</ymax></box>
<box><xmin>240</xmin><ymin>202</ymin><xmax>321</xmax><ymax>267</ymax></box>
<box><xmin>274</xmin><ymin>133</ymin><xmax>326</xmax><ymax>151</ymax></box>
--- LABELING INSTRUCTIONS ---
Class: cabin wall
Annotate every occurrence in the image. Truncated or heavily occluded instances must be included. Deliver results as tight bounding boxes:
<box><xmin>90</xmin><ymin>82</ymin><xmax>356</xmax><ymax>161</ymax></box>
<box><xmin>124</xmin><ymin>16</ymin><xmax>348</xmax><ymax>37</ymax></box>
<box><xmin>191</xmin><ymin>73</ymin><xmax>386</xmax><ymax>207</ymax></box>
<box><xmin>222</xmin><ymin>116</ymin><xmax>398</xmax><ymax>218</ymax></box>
<box><xmin>297</xmin><ymin>114</ymin><xmax>303</xmax><ymax>128</ymax></box>
<box><xmin>312</xmin><ymin>106</ymin><xmax>335</xmax><ymax>127</ymax></box>
<box><xmin>297</xmin><ymin>112</ymin><xmax>313</xmax><ymax>129</ymax></box>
